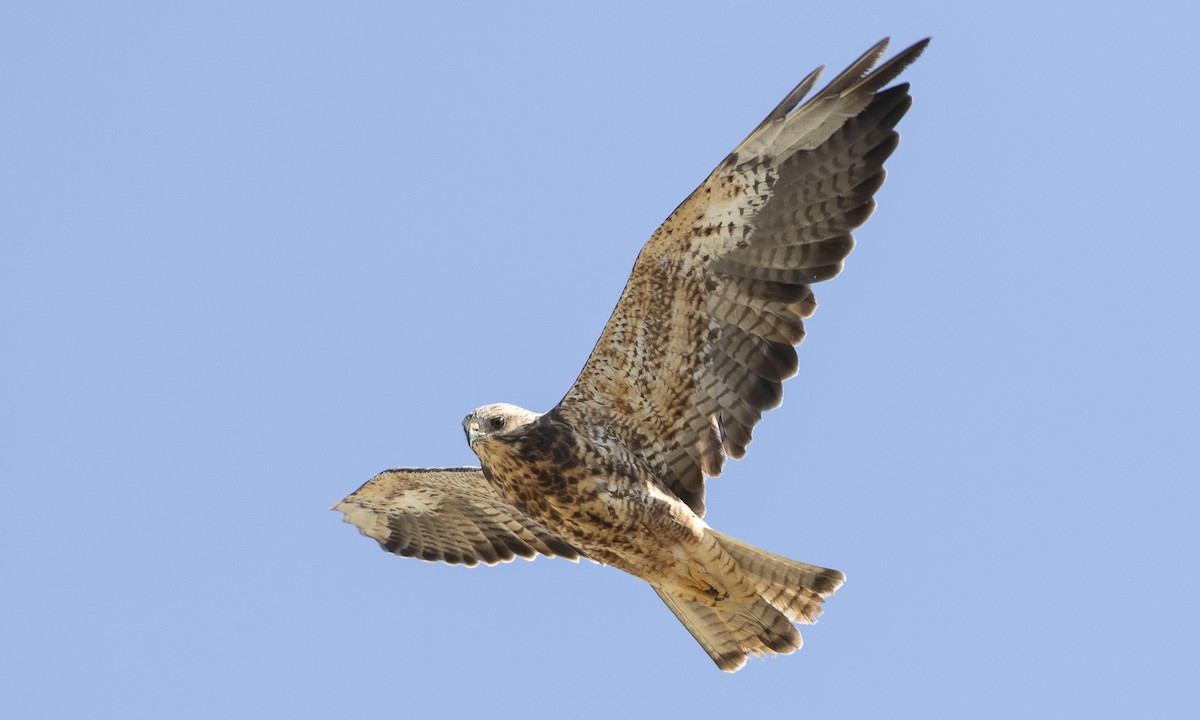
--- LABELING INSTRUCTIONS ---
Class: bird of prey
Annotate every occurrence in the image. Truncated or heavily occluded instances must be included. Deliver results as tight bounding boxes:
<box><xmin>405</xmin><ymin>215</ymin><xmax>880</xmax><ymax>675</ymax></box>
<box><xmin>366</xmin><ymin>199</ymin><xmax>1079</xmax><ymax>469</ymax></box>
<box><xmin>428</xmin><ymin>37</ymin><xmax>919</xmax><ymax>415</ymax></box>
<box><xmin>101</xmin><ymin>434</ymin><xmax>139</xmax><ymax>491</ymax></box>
<box><xmin>336</xmin><ymin>37</ymin><xmax>926</xmax><ymax>672</ymax></box>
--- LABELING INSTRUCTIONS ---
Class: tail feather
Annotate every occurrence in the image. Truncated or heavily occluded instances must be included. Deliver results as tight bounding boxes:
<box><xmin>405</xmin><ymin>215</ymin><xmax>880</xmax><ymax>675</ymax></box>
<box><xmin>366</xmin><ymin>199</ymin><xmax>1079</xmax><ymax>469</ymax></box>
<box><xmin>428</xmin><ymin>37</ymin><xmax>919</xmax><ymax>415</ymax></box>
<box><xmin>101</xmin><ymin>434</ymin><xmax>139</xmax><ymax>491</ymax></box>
<box><xmin>654</xmin><ymin>588</ymin><xmax>801</xmax><ymax>672</ymax></box>
<box><xmin>709</xmin><ymin>529</ymin><xmax>845</xmax><ymax>623</ymax></box>
<box><xmin>657</xmin><ymin>531</ymin><xmax>844</xmax><ymax>671</ymax></box>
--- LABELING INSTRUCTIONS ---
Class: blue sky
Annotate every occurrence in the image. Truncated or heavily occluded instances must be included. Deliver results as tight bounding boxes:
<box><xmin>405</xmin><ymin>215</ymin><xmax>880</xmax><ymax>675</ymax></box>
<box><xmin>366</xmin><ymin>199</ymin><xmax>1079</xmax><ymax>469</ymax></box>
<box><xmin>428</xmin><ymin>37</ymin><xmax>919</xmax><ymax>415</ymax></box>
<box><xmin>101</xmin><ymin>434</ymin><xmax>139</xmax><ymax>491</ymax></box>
<box><xmin>2</xmin><ymin>2</ymin><xmax>1196</xmax><ymax>718</ymax></box>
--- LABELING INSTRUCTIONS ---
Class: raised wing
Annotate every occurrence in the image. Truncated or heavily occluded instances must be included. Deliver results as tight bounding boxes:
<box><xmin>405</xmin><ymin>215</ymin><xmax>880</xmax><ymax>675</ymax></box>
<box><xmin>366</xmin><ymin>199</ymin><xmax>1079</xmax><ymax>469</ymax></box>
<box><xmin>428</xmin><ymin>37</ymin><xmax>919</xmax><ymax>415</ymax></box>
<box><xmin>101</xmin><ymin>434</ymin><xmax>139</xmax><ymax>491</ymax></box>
<box><xmin>551</xmin><ymin>38</ymin><xmax>927</xmax><ymax>515</ymax></box>
<box><xmin>335</xmin><ymin>467</ymin><xmax>582</xmax><ymax>566</ymax></box>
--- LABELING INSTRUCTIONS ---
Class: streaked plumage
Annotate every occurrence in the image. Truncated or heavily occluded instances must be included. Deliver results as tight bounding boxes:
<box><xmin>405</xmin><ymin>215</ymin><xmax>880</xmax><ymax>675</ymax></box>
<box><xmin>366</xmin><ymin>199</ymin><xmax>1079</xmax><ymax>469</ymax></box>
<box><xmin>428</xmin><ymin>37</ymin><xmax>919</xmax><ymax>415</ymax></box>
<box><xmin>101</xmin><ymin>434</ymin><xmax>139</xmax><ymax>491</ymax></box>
<box><xmin>336</xmin><ymin>38</ymin><xmax>926</xmax><ymax>671</ymax></box>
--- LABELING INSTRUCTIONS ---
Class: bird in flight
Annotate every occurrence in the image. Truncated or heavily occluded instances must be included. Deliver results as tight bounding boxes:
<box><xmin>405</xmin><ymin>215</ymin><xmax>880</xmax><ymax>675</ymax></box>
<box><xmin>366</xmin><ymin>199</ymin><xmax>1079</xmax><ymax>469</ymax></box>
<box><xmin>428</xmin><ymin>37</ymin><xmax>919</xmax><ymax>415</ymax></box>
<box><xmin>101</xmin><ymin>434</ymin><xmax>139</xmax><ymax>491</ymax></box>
<box><xmin>336</xmin><ymin>37</ymin><xmax>927</xmax><ymax>671</ymax></box>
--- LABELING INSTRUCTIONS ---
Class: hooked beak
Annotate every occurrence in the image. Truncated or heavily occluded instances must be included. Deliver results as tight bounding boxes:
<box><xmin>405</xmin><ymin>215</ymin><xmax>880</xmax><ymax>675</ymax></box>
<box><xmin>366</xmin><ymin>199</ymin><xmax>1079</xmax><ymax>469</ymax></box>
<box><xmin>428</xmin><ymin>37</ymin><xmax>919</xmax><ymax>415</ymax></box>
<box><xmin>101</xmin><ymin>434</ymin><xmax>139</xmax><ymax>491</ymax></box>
<box><xmin>464</xmin><ymin>419</ymin><xmax>481</xmax><ymax>446</ymax></box>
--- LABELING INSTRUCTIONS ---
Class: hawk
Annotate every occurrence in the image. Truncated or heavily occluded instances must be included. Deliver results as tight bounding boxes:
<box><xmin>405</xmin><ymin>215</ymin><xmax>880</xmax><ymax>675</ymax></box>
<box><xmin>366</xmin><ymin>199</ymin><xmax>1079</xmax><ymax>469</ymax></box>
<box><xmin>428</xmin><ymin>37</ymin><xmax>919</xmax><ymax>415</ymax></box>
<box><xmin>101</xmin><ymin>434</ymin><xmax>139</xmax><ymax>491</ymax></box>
<box><xmin>336</xmin><ymin>38</ymin><xmax>927</xmax><ymax>671</ymax></box>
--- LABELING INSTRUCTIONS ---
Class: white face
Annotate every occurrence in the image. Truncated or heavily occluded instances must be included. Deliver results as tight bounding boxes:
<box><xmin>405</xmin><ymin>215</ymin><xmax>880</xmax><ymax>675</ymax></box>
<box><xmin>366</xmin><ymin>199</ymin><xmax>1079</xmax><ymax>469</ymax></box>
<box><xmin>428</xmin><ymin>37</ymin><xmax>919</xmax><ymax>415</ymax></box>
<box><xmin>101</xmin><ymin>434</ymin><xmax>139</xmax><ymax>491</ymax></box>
<box><xmin>462</xmin><ymin>403</ymin><xmax>541</xmax><ymax>446</ymax></box>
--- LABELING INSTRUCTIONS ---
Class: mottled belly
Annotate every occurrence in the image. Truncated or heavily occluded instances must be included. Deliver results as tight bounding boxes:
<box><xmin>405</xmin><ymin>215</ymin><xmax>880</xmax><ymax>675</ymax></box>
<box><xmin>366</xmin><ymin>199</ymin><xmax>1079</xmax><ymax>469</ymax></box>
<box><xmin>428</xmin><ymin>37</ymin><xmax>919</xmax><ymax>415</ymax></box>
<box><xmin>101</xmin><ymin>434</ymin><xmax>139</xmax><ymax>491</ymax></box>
<box><xmin>491</xmin><ymin>467</ymin><xmax>702</xmax><ymax>580</ymax></box>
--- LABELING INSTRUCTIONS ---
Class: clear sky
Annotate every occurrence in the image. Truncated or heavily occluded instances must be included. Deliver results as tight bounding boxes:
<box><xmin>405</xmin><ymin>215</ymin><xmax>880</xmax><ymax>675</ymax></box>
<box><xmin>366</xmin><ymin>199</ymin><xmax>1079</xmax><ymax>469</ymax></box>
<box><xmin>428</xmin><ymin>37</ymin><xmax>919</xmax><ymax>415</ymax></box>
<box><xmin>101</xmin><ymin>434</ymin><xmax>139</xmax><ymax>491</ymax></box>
<box><xmin>2</xmin><ymin>2</ymin><xmax>1196</xmax><ymax>718</ymax></box>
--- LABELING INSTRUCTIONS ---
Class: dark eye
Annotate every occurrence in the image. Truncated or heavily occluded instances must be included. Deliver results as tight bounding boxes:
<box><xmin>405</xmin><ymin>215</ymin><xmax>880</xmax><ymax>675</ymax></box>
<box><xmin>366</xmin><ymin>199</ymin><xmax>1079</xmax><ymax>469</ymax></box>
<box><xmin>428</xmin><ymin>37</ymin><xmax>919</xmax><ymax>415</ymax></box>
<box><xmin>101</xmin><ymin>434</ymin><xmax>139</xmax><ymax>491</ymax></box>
<box><xmin>489</xmin><ymin>416</ymin><xmax>507</xmax><ymax>431</ymax></box>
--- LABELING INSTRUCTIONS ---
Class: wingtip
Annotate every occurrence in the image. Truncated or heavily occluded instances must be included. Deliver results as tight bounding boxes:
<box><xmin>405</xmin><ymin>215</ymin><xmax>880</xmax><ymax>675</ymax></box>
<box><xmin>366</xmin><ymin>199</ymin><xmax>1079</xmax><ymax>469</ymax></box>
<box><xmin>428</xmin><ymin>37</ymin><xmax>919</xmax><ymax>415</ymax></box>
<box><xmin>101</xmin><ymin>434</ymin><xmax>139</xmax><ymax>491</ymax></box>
<box><xmin>838</xmin><ymin>36</ymin><xmax>930</xmax><ymax>98</ymax></box>
<box><xmin>896</xmin><ymin>37</ymin><xmax>931</xmax><ymax>66</ymax></box>
<box><xmin>866</xmin><ymin>36</ymin><xmax>930</xmax><ymax>72</ymax></box>
<box><xmin>908</xmin><ymin>36</ymin><xmax>932</xmax><ymax>56</ymax></box>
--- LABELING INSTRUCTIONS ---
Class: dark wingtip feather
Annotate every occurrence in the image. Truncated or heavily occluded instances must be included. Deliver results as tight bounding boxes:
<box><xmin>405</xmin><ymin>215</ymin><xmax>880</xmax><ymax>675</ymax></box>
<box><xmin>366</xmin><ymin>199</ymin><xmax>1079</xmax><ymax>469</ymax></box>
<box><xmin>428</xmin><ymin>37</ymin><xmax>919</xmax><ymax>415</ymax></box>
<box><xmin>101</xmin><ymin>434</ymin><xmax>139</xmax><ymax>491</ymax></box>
<box><xmin>848</xmin><ymin>37</ymin><xmax>929</xmax><ymax>95</ymax></box>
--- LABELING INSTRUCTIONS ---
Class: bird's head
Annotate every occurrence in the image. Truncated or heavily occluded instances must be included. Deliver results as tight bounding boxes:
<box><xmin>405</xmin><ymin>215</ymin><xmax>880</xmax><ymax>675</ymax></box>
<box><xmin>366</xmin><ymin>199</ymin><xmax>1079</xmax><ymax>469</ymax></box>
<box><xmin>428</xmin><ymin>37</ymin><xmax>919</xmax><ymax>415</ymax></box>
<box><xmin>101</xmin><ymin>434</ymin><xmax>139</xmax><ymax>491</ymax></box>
<box><xmin>463</xmin><ymin>403</ymin><xmax>541</xmax><ymax>448</ymax></box>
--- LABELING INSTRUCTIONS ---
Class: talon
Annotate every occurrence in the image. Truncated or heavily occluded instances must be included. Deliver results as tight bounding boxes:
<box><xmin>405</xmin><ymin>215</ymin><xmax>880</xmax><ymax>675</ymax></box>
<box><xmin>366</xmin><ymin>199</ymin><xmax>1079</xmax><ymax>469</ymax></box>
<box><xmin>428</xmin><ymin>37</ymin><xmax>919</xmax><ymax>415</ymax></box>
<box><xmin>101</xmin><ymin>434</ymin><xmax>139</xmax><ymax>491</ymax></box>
<box><xmin>688</xmin><ymin>563</ymin><xmax>729</xmax><ymax>602</ymax></box>
<box><xmin>703</xmin><ymin>586</ymin><xmax>729</xmax><ymax>601</ymax></box>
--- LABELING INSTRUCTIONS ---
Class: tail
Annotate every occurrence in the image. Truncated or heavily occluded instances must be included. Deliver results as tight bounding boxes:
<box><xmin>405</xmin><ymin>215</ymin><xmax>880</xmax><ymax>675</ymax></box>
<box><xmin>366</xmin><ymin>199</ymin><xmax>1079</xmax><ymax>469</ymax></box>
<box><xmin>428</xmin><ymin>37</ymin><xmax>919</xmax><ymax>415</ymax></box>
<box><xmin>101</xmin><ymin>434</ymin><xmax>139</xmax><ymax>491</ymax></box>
<box><xmin>656</xmin><ymin>530</ymin><xmax>845</xmax><ymax>672</ymax></box>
